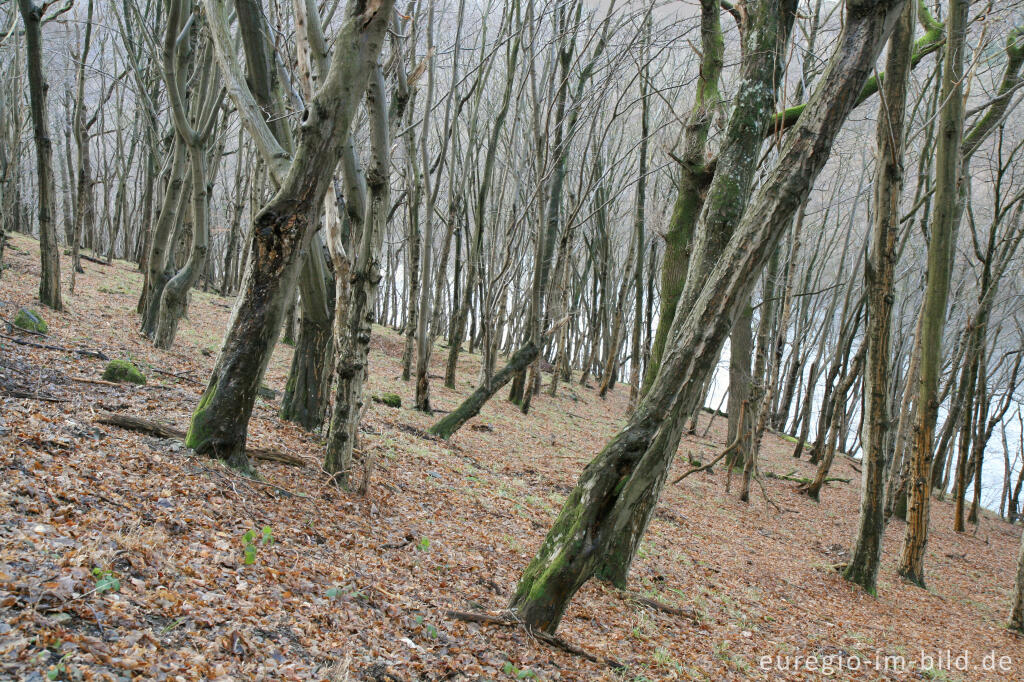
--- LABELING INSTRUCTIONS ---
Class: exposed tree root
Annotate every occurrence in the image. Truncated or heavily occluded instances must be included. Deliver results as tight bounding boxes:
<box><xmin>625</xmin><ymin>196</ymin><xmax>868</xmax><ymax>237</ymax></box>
<box><xmin>621</xmin><ymin>592</ymin><xmax>699</xmax><ymax>622</ymax></box>
<box><xmin>446</xmin><ymin>610</ymin><xmax>625</xmax><ymax>670</ymax></box>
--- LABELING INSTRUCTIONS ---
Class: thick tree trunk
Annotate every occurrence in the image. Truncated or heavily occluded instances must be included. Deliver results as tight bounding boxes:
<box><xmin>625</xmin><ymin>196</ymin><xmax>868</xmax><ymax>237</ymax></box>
<box><xmin>186</xmin><ymin>0</ymin><xmax>394</xmax><ymax>474</ymax></box>
<box><xmin>280</xmin><ymin>236</ymin><xmax>335</xmax><ymax>429</ymax></box>
<box><xmin>509</xmin><ymin>0</ymin><xmax>902</xmax><ymax>632</ymax></box>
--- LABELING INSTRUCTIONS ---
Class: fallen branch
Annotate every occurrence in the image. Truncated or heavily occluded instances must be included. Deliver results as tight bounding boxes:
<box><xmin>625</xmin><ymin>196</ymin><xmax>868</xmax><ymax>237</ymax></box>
<box><xmin>70</xmin><ymin>376</ymin><xmax>174</xmax><ymax>391</ymax></box>
<box><xmin>94</xmin><ymin>412</ymin><xmax>306</xmax><ymax>467</ymax></box>
<box><xmin>623</xmin><ymin>592</ymin><xmax>699</xmax><ymax>621</ymax></box>
<box><xmin>0</xmin><ymin>333</ymin><xmax>109</xmax><ymax>360</ymax></box>
<box><xmin>150</xmin><ymin>366</ymin><xmax>203</xmax><ymax>385</ymax></box>
<box><xmin>0</xmin><ymin>388</ymin><xmax>67</xmax><ymax>402</ymax></box>
<box><xmin>446</xmin><ymin>610</ymin><xmax>625</xmax><ymax>670</ymax></box>
<box><xmin>673</xmin><ymin>401</ymin><xmax>746</xmax><ymax>485</ymax></box>
<box><xmin>62</xmin><ymin>249</ymin><xmax>110</xmax><ymax>266</ymax></box>
<box><xmin>766</xmin><ymin>470</ymin><xmax>851</xmax><ymax>485</ymax></box>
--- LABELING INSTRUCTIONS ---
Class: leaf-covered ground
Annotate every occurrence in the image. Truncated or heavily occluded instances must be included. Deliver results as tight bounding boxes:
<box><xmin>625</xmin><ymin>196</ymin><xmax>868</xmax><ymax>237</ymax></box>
<box><xmin>1</xmin><ymin>232</ymin><xmax>1023</xmax><ymax>681</ymax></box>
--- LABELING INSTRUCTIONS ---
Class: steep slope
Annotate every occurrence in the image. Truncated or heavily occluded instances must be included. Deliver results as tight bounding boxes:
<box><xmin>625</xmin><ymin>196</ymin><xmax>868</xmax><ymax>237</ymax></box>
<box><xmin>1</xmin><ymin>232</ymin><xmax>1022</xmax><ymax>680</ymax></box>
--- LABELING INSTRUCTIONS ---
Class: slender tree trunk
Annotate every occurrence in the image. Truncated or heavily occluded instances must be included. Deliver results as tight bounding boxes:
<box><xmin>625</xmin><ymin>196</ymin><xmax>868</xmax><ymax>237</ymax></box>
<box><xmin>17</xmin><ymin>0</ymin><xmax>63</xmax><ymax>311</ymax></box>
<box><xmin>898</xmin><ymin>0</ymin><xmax>969</xmax><ymax>587</ymax></box>
<box><xmin>843</xmin><ymin>0</ymin><xmax>914</xmax><ymax>594</ymax></box>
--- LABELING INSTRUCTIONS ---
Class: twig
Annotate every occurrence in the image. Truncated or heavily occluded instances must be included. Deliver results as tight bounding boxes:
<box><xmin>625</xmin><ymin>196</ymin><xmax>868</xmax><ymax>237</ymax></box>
<box><xmin>674</xmin><ymin>401</ymin><xmax>746</xmax><ymax>486</ymax></box>
<box><xmin>150</xmin><ymin>366</ymin><xmax>203</xmax><ymax>385</ymax></box>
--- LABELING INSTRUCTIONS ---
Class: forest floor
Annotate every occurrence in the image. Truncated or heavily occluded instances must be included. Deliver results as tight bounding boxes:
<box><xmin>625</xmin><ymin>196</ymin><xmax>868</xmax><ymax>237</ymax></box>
<box><xmin>1</xmin><ymin>232</ymin><xmax>1023</xmax><ymax>681</ymax></box>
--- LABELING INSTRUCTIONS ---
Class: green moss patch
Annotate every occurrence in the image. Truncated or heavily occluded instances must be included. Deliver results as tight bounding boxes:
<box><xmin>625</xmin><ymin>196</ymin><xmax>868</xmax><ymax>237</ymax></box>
<box><xmin>373</xmin><ymin>393</ymin><xmax>402</xmax><ymax>408</ymax></box>
<box><xmin>102</xmin><ymin>359</ymin><xmax>147</xmax><ymax>385</ymax></box>
<box><xmin>13</xmin><ymin>308</ymin><xmax>47</xmax><ymax>334</ymax></box>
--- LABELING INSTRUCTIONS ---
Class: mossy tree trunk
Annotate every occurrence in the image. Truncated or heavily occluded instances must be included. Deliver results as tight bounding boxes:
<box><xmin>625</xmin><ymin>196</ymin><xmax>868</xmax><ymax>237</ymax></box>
<box><xmin>508</xmin><ymin>0</ymin><xmax>905</xmax><ymax>631</ymax></box>
<box><xmin>639</xmin><ymin>0</ymin><xmax>723</xmax><ymax>398</ymax></box>
<box><xmin>843</xmin><ymin>0</ymin><xmax>914</xmax><ymax>595</ymax></box>
<box><xmin>186</xmin><ymin>0</ymin><xmax>395</xmax><ymax>474</ymax></box>
<box><xmin>430</xmin><ymin>341</ymin><xmax>539</xmax><ymax>439</ymax></box>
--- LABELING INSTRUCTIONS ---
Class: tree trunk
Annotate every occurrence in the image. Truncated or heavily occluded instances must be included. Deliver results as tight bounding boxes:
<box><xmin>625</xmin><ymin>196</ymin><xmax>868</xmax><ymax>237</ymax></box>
<box><xmin>430</xmin><ymin>341</ymin><xmax>540</xmax><ymax>439</ymax></box>
<box><xmin>843</xmin><ymin>0</ymin><xmax>914</xmax><ymax>594</ymax></box>
<box><xmin>17</xmin><ymin>0</ymin><xmax>63</xmax><ymax>311</ymax></box>
<box><xmin>509</xmin><ymin>0</ymin><xmax>901</xmax><ymax>632</ymax></box>
<box><xmin>186</xmin><ymin>0</ymin><xmax>395</xmax><ymax>474</ymax></box>
<box><xmin>898</xmin><ymin>0</ymin><xmax>969</xmax><ymax>587</ymax></box>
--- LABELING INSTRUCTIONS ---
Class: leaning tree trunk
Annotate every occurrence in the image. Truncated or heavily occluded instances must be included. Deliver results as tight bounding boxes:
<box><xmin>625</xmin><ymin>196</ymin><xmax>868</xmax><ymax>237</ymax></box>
<box><xmin>508</xmin><ymin>0</ymin><xmax>905</xmax><ymax>631</ymax></box>
<box><xmin>430</xmin><ymin>341</ymin><xmax>539</xmax><ymax>439</ymax></box>
<box><xmin>17</xmin><ymin>0</ymin><xmax>63</xmax><ymax>311</ymax></box>
<box><xmin>185</xmin><ymin>0</ymin><xmax>395</xmax><ymax>475</ymax></box>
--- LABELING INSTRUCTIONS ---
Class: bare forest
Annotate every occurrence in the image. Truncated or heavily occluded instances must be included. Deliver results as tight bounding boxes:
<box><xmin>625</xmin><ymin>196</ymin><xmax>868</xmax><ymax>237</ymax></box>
<box><xmin>4</xmin><ymin>0</ymin><xmax>1024</xmax><ymax>679</ymax></box>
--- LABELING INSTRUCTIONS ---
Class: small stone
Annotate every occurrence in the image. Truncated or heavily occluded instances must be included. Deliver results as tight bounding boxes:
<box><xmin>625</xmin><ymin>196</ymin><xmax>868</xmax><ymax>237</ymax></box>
<box><xmin>13</xmin><ymin>308</ymin><xmax>47</xmax><ymax>334</ymax></box>
<box><xmin>373</xmin><ymin>393</ymin><xmax>402</xmax><ymax>408</ymax></box>
<box><xmin>102</xmin><ymin>359</ymin><xmax>147</xmax><ymax>385</ymax></box>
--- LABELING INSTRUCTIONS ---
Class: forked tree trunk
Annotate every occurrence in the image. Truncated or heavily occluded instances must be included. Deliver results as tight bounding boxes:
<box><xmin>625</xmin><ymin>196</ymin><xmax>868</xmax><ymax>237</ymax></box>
<box><xmin>324</xmin><ymin>66</ymin><xmax>391</xmax><ymax>487</ymax></box>
<box><xmin>185</xmin><ymin>0</ymin><xmax>395</xmax><ymax>474</ymax></box>
<box><xmin>508</xmin><ymin>0</ymin><xmax>905</xmax><ymax>631</ymax></box>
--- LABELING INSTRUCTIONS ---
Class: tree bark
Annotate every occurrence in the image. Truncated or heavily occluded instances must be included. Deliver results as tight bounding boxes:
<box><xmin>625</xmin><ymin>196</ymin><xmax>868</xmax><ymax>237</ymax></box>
<box><xmin>509</xmin><ymin>0</ymin><xmax>904</xmax><ymax>632</ymax></box>
<box><xmin>17</xmin><ymin>0</ymin><xmax>64</xmax><ymax>311</ymax></box>
<box><xmin>843</xmin><ymin>0</ymin><xmax>914</xmax><ymax>594</ymax></box>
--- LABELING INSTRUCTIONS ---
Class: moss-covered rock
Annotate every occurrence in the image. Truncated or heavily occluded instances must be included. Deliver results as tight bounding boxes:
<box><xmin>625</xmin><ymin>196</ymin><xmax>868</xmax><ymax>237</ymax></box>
<box><xmin>13</xmin><ymin>308</ymin><xmax>47</xmax><ymax>334</ymax></box>
<box><xmin>373</xmin><ymin>393</ymin><xmax>402</xmax><ymax>408</ymax></box>
<box><xmin>102</xmin><ymin>359</ymin><xmax>146</xmax><ymax>385</ymax></box>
